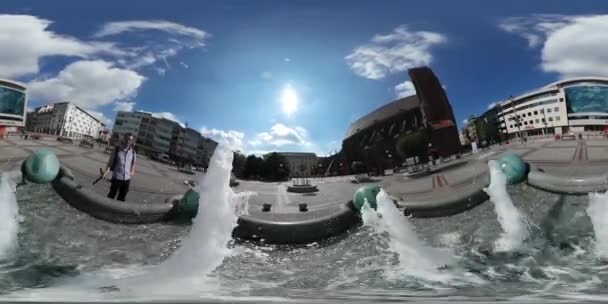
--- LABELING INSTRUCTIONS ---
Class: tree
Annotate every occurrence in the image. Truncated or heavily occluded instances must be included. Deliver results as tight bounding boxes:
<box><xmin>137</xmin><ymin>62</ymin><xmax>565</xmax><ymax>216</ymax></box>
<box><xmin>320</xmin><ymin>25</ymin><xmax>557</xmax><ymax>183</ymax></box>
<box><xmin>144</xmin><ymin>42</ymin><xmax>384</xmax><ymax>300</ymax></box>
<box><xmin>395</xmin><ymin>128</ymin><xmax>429</xmax><ymax>163</ymax></box>
<box><xmin>232</xmin><ymin>152</ymin><xmax>247</xmax><ymax>177</ymax></box>
<box><xmin>261</xmin><ymin>153</ymin><xmax>290</xmax><ymax>181</ymax></box>
<box><xmin>244</xmin><ymin>154</ymin><xmax>264</xmax><ymax>179</ymax></box>
<box><xmin>351</xmin><ymin>161</ymin><xmax>365</xmax><ymax>174</ymax></box>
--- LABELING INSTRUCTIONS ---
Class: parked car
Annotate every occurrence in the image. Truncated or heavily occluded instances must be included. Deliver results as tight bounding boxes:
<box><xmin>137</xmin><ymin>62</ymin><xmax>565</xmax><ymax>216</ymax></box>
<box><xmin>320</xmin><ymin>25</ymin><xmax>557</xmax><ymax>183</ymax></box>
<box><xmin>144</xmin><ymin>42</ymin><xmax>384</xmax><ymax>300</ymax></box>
<box><xmin>178</xmin><ymin>166</ymin><xmax>196</xmax><ymax>175</ymax></box>
<box><xmin>79</xmin><ymin>140</ymin><xmax>94</xmax><ymax>148</ymax></box>
<box><xmin>57</xmin><ymin>137</ymin><xmax>73</xmax><ymax>144</ymax></box>
<box><xmin>158</xmin><ymin>154</ymin><xmax>171</xmax><ymax>163</ymax></box>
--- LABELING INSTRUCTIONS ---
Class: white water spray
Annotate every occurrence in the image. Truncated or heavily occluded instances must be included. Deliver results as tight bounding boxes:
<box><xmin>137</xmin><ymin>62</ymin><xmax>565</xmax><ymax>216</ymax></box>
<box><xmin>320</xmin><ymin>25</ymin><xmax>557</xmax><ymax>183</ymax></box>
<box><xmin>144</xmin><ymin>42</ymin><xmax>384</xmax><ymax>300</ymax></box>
<box><xmin>0</xmin><ymin>171</ymin><xmax>20</xmax><ymax>259</ymax></box>
<box><xmin>484</xmin><ymin>160</ymin><xmax>529</xmax><ymax>252</ymax></box>
<box><xmin>159</xmin><ymin>145</ymin><xmax>249</xmax><ymax>276</ymax></box>
<box><xmin>276</xmin><ymin>184</ymin><xmax>290</xmax><ymax>211</ymax></box>
<box><xmin>586</xmin><ymin>191</ymin><xmax>608</xmax><ymax>259</ymax></box>
<box><xmin>361</xmin><ymin>190</ymin><xmax>454</xmax><ymax>281</ymax></box>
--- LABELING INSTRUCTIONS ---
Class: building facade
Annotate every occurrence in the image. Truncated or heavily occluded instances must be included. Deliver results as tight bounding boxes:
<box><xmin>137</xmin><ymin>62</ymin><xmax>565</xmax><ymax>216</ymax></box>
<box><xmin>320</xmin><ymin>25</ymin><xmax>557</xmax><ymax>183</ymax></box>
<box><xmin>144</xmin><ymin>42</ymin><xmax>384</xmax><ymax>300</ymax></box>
<box><xmin>338</xmin><ymin>66</ymin><xmax>461</xmax><ymax>174</ymax></box>
<box><xmin>112</xmin><ymin>111</ymin><xmax>149</xmax><ymax>142</ymax></box>
<box><xmin>463</xmin><ymin>107</ymin><xmax>502</xmax><ymax>148</ymax></box>
<box><xmin>113</xmin><ymin>111</ymin><xmax>217</xmax><ymax>166</ymax></box>
<box><xmin>494</xmin><ymin>77</ymin><xmax>608</xmax><ymax>139</ymax></box>
<box><xmin>0</xmin><ymin>79</ymin><xmax>27</xmax><ymax>137</ymax></box>
<box><xmin>265</xmin><ymin>152</ymin><xmax>318</xmax><ymax>177</ymax></box>
<box><xmin>26</xmin><ymin>102</ymin><xmax>105</xmax><ymax>140</ymax></box>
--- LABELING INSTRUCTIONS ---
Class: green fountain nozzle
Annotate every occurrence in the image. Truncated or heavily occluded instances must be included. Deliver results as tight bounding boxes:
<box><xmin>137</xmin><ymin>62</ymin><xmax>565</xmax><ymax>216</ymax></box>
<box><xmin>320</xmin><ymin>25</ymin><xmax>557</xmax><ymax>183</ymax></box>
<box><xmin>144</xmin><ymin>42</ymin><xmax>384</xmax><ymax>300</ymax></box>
<box><xmin>173</xmin><ymin>188</ymin><xmax>200</xmax><ymax>220</ymax></box>
<box><xmin>498</xmin><ymin>152</ymin><xmax>528</xmax><ymax>185</ymax></box>
<box><xmin>22</xmin><ymin>149</ymin><xmax>60</xmax><ymax>184</ymax></box>
<box><xmin>352</xmin><ymin>185</ymin><xmax>381</xmax><ymax>212</ymax></box>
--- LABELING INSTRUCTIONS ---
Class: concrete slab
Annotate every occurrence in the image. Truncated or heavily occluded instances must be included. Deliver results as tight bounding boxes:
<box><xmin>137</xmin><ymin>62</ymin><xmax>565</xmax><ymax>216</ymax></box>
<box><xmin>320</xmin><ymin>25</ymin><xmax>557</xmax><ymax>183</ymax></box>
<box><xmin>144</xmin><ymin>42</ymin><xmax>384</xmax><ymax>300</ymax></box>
<box><xmin>588</xmin><ymin>147</ymin><xmax>608</xmax><ymax>161</ymax></box>
<box><xmin>545</xmin><ymin>141</ymin><xmax>579</xmax><ymax>148</ymax></box>
<box><xmin>0</xmin><ymin>147</ymin><xmax>28</xmax><ymax>159</ymax></box>
<box><xmin>587</xmin><ymin>141</ymin><xmax>608</xmax><ymax>147</ymax></box>
<box><xmin>0</xmin><ymin>140</ymin><xmax>11</xmax><ymax>146</ymax></box>
<box><xmin>508</xmin><ymin>148</ymin><xmax>534</xmax><ymax>157</ymax></box>
<box><xmin>525</xmin><ymin>148</ymin><xmax>575</xmax><ymax>161</ymax></box>
<box><xmin>9</xmin><ymin>139</ymin><xmax>46</xmax><ymax>146</ymax></box>
<box><xmin>42</xmin><ymin>147</ymin><xmax>74</xmax><ymax>157</ymax></box>
<box><xmin>54</xmin><ymin>145</ymin><xmax>89</xmax><ymax>154</ymax></box>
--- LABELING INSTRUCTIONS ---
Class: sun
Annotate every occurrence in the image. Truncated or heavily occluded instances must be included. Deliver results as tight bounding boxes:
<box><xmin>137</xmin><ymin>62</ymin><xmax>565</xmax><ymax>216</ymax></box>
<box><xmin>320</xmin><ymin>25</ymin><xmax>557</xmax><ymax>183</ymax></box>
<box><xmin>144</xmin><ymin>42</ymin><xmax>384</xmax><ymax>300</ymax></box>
<box><xmin>280</xmin><ymin>85</ymin><xmax>298</xmax><ymax>117</ymax></box>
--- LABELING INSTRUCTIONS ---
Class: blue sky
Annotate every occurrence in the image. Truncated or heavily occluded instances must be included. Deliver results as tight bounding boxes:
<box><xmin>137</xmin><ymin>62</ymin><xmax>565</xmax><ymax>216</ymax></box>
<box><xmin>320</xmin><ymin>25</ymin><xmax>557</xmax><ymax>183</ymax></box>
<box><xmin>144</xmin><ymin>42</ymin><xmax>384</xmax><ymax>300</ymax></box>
<box><xmin>2</xmin><ymin>0</ymin><xmax>608</xmax><ymax>155</ymax></box>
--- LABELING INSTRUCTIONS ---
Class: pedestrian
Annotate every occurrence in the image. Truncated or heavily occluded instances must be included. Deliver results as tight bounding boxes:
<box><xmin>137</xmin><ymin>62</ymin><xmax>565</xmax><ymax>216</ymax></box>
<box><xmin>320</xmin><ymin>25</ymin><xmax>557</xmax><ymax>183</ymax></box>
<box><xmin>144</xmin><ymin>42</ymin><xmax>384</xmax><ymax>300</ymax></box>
<box><xmin>101</xmin><ymin>133</ymin><xmax>136</xmax><ymax>201</ymax></box>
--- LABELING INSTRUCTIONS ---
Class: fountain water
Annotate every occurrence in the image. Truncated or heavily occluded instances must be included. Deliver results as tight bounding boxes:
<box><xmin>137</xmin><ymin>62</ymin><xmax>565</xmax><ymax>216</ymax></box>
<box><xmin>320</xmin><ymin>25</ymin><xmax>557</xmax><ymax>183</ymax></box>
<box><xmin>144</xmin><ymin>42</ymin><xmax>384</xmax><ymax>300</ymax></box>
<box><xmin>158</xmin><ymin>145</ymin><xmax>248</xmax><ymax>276</ymax></box>
<box><xmin>586</xmin><ymin>191</ymin><xmax>608</xmax><ymax>259</ymax></box>
<box><xmin>0</xmin><ymin>171</ymin><xmax>21</xmax><ymax>259</ymax></box>
<box><xmin>276</xmin><ymin>184</ymin><xmax>290</xmax><ymax>211</ymax></box>
<box><xmin>484</xmin><ymin>160</ymin><xmax>529</xmax><ymax>252</ymax></box>
<box><xmin>361</xmin><ymin>189</ymin><xmax>455</xmax><ymax>282</ymax></box>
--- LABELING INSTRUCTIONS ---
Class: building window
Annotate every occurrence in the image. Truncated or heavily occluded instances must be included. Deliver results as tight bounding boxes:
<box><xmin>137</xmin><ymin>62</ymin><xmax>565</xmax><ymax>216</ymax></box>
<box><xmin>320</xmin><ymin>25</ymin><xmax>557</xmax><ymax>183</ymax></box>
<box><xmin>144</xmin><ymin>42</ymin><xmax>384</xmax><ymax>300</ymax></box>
<box><xmin>559</xmin><ymin>98</ymin><xmax>564</xmax><ymax>102</ymax></box>
<box><xmin>533</xmin><ymin>111</ymin><xmax>538</xmax><ymax>115</ymax></box>
<box><xmin>556</xmin><ymin>116</ymin><xmax>560</xmax><ymax>121</ymax></box>
<box><xmin>528</xmin><ymin>112</ymin><xmax>531</xmax><ymax>116</ymax></box>
<box><xmin>529</xmin><ymin>120</ymin><xmax>533</xmax><ymax>124</ymax></box>
<box><xmin>554</xmin><ymin>107</ymin><xmax>559</xmax><ymax>112</ymax></box>
<box><xmin>535</xmin><ymin>119</ymin><xmax>539</xmax><ymax>123</ymax></box>
<box><xmin>547</xmin><ymin>108</ymin><xmax>552</xmax><ymax>113</ymax></box>
<box><xmin>540</xmin><ymin>109</ymin><xmax>544</xmax><ymax>113</ymax></box>
<box><xmin>542</xmin><ymin>118</ymin><xmax>545</xmax><ymax>122</ymax></box>
<box><xmin>524</xmin><ymin>121</ymin><xmax>528</xmax><ymax>125</ymax></box>
<box><xmin>548</xmin><ymin>117</ymin><xmax>553</xmax><ymax>121</ymax></box>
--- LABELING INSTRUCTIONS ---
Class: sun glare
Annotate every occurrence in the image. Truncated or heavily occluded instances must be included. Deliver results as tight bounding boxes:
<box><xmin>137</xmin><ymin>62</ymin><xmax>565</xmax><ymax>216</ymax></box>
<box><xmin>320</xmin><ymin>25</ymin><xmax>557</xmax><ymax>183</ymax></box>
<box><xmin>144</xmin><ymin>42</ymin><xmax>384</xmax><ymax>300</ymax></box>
<box><xmin>280</xmin><ymin>85</ymin><xmax>298</xmax><ymax>117</ymax></box>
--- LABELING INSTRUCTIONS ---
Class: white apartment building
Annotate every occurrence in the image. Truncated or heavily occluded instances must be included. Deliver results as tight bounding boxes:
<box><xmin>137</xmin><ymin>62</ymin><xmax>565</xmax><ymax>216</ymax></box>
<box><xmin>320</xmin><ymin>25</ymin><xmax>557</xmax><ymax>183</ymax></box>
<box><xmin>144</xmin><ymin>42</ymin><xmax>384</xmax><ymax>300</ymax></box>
<box><xmin>495</xmin><ymin>77</ymin><xmax>608</xmax><ymax>138</ymax></box>
<box><xmin>27</xmin><ymin>102</ymin><xmax>105</xmax><ymax>140</ymax></box>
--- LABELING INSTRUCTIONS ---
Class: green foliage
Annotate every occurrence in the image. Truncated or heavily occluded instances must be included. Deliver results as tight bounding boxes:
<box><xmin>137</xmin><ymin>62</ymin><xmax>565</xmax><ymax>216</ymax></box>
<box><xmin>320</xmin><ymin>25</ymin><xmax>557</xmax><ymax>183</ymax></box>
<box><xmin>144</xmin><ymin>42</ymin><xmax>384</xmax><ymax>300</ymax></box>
<box><xmin>395</xmin><ymin>128</ymin><xmax>429</xmax><ymax>159</ymax></box>
<box><xmin>351</xmin><ymin>161</ymin><xmax>365</xmax><ymax>174</ymax></box>
<box><xmin>232</xmin><ymin>152</ymin><xmax>247</xmax><ymax>177</ymax></box>
<box><xmin>261</xmin><ymin>153</ymin><xmax>290</xmax><ymax>181</ymax></box>
<box><xmin>244</xmin><ymin>154</ymin><xmax>264</xmax><ymax>179</ymax></box>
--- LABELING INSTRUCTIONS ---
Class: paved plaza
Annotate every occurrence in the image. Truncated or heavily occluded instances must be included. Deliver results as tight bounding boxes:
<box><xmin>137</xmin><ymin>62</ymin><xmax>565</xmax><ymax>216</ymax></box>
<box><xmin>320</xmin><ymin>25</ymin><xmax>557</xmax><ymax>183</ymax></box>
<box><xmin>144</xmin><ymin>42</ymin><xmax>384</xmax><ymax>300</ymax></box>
<box><xmin>1</xmin><ymin>135</ymin><xmax>608</xmax><ymax>214</ymax></box>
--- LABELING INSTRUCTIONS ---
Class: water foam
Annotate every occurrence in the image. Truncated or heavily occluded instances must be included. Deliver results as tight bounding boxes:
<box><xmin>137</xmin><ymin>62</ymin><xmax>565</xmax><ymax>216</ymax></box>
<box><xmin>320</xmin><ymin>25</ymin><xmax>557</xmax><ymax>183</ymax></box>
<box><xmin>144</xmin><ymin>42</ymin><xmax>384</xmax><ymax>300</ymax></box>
<box><xmin>361</xmin><ymin>189</ymin><xmax>455</xmax><ymax>282</ymax></box>
<box><xmin>484</xmin><ymin>160</ymin><xmax>529</xmax><ymax>252</ymax></box>
<box><xmin>0</xmin><ymin>171</ymin><xmax>20</xmax><ymax>259</ymax></box>
<box><xmin>586</xmin><ymin>191</ymin><xmax>608</xmax><ymax>259</ymax></box>
<box><xmin>276</xmin><ymin>184</ymin><xmax>290</xmax><ymax>211</ymax></box>
<box><xmin>62</xmin><ymin>145</ymin><xmax>254</xmax><ymax>297</ymax></box>
<box><xmin>158</xmin><ymin>144</ymin><xmax>247</xmax><ymax>276</ymax></box>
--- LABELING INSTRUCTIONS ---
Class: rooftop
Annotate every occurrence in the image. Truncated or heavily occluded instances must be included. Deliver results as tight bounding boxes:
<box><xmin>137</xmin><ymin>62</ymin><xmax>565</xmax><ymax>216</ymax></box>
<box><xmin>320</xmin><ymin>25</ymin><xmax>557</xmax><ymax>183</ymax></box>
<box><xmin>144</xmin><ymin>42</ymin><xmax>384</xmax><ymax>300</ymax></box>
<box><xmin>344</xmin><ymin>95</ymin><xmax>419</xmax><ymax>140</ymax></box>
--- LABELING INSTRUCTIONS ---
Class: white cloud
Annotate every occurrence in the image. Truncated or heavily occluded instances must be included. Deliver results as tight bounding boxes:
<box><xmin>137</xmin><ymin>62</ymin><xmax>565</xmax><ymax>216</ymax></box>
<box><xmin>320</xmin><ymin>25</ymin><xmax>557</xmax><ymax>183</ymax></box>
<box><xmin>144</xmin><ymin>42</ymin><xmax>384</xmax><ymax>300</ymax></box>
<box><xmin>200</xmin><ymin>127</ymin><xmax>245</xmax><ymax>152</ymax></box>
<box><xmin>28</xmin><ymin>60</ymin><xmax>145</xmax><ymax>110</ymax></box>
<box><xmin>500</xmin><ymin>14</ymin><xmax>573</xmax><ymax>48</ymax></box>
<box><xmin>487</xmin><ymin>101</ymin><xmax>499</xmax><ymax>110</ymax></box>
<box><xmin>500</xmin><ymin>14</ymin><xmax>608</xmax><ymax>78</ymax></box>
<box><xmin>93</xmin><ymin>20</ymin><xmax>209</xmax><ymax>74</ymax></box>
<box><xmin>345</xmin><ymin>25</ymin><xmax>446</xmax><ymax>80</ymax></box>
<box><xmin>148</xmin><ymin>111</ymin><xmax>184</xmax><ymax>127</ymax></box>
<box><xmin>113</xmin><ymin>101</ymin><xmax>135</xmax><ymax>112</ymax></box>
<box><xmin>0</xmin><ymin>14</ymin><xmax>123</xmax><ymax>78</ymax></box>
<box><xmin>394</xmin><ymin>80</ymin><xmax>416</xmax><ymax>98</ymax></box>
<box><xmin>86</xmin><ymin>110</ymin><xmax>113</xmax><ymax>127</ymax></box>
<box><xmin>252</xmin><ymin>123</ymin><xmax>309</xmax><ymax>147</ymax></box>
<box><xmin>462</xmin><ymin>119</ymin><xmax>468</xmax><ymax>125</ymax></box>
<box><xmin>261</xmin><ymin>71</ymin><xmax>273</xmax><ymax>79</ymax></box>
<box><xmin>94</xmin><ymin>20</ymin><xmax>208</xmax><ymax>41</ymax></box>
